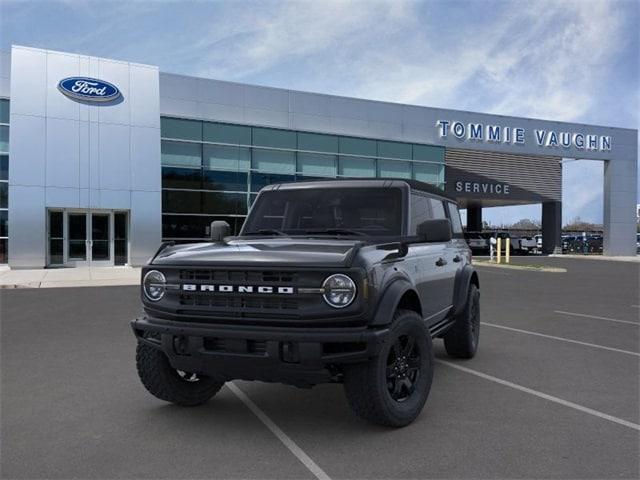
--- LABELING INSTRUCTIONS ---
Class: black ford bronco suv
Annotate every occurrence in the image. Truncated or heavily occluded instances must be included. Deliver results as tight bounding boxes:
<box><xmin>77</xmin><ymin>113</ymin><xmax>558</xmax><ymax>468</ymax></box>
<box><xmin>131</xmin><ymin>179</ymin><xmax>479</xmax><ymax>427</ymax></box>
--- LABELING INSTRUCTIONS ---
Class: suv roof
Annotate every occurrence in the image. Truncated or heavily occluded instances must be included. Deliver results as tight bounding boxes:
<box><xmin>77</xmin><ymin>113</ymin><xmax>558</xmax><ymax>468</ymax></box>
<box><xmin>262</xmin><ymin>178</ymin><xmax>457</xmax><ymax>203</ymax></box>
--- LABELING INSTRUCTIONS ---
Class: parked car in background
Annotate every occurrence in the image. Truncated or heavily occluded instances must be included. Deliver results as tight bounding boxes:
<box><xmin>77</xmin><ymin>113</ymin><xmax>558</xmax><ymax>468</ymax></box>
<box><xmin>464</xmin><ymin>232</ymin><xmax>488</xmax><ymax>254</ymax></box>
<box><xmin>518</xmin><ymin>236</ymin><xmax>537</xmax><ymax>254</ymax></box>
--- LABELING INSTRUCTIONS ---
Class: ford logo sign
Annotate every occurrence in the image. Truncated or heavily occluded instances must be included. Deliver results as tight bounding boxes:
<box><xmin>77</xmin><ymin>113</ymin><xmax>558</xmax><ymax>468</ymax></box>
<box><xmin>57</xmin><ymin>77</ymin><xmax>121</xmax><ymax>102</ymax></box>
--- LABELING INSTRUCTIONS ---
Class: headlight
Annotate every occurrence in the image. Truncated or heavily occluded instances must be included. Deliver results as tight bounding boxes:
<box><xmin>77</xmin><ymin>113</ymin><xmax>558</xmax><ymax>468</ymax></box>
<box><xmin>143</xmin><ymin>270</ymin><xmax>166</xmax><ymax>302</ymax></box>
<box><xmin>322</xmin><ymin>274</ymin><xmax>356</xmax><ymax>308</ymax></box>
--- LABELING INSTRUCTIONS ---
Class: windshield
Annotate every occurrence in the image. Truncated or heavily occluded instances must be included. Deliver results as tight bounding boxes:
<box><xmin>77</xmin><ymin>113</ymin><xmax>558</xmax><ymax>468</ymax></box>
<box><xmin>242</xmin><ymin>187</ymin><xmax>403</xmax><ymax>237</ymax></box>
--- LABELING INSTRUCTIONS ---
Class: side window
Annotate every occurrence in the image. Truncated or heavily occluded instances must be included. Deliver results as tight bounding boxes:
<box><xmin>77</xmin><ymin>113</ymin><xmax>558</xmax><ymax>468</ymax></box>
<box><xmin>447</xmin><ymin>202</ymin><xmax>464</xmax><ymax>234</ymax></box>
<box><xmin>409</xmin><ymin>193</ymin><xmax>430</xmax><ymax>234</ymax></box>
<box><xmin>428</xmin><ymin>198</ymin><xmax>447</xmax><ymax>219</ymax></box>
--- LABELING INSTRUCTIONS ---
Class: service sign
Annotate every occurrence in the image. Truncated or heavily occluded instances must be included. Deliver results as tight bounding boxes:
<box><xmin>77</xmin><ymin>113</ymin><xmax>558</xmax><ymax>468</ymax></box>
<box><xmin>58</xmin><ymin>77</ymin><xmax>121</xmax><ymax>102</ymax></box>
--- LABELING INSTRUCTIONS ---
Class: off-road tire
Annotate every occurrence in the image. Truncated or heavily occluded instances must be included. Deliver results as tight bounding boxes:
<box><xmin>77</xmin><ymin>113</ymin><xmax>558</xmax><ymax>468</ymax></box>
<box><xmin>343</xmin><ymin>309</ymin><xmax>434</xmax><ymax>427</ymax></box>
<box><xmin>444</xmin><ymin>284</ymin><xmax>480</xmax><ymax>358</ymax></box>
<box><xmin>136</xmin><ymin>342</ymin><xmax>224</xmax><ymax>406</ymax></box>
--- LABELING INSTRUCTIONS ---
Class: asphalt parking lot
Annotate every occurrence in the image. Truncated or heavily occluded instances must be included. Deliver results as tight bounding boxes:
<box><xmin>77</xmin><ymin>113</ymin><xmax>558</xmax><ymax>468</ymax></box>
<box><xmin>1</xmin><ymin>257</ymin><xmax>639</xmax><ymax>479</ymax></box>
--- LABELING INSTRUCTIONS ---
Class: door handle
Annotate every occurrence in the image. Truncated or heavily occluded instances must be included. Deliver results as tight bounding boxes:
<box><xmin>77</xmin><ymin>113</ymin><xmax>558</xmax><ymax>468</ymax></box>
<box><xmin>453</xmin><ymin>255</ymin><xmax>462</xmax><ymax>263</ymax></box>
<box><xmin>435</xmin><ymin>257</ymin><xmax>447</xmax><ymax>267</ymax></box>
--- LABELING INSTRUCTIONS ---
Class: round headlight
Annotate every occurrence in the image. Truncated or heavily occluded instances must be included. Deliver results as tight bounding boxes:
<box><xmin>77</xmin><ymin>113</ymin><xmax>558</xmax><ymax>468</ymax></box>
<box><xmin>143</xmin><ymin>270</ymin><xmax>166</xmax><ymax>302</ymax></box>
<box><xmin>322</xmin><ymin>274</ymin><xmax>356</xmax><ymax>308</ymax></box>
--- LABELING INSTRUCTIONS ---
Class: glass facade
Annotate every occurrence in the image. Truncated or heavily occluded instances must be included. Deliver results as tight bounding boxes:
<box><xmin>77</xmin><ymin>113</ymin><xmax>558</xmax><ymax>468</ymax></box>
<box><xmin>0</xmin><ymin>99</ymin><xmax>8</xmax><ymax>263</ymax></box>
<box><xmin>160</xmin><ymin>117</ymin><xmax>446</xmax><ymax>241</ymax></box>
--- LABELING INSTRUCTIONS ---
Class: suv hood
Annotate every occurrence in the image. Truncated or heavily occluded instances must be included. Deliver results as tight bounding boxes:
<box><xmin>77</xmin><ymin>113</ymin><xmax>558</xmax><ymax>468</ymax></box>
<box><xmin>152</xmin><ymin>238</ymin><xmax>363</xmax><ymax>268</ymax></box>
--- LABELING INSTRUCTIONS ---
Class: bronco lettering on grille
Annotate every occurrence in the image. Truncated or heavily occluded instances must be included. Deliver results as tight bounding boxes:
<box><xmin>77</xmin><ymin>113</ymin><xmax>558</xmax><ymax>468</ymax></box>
<box><xmin>182</xmin><ymin>284</ymin><xmax>295</xmax><ymax>294</ymax></box>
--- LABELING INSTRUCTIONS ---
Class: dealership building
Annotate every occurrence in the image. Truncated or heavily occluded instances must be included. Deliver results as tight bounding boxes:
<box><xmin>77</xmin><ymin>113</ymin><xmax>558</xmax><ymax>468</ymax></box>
<box><xmin>0</xmin><ymin>45</ymin><xmax>637</xmax><ymax>268</ymax></box>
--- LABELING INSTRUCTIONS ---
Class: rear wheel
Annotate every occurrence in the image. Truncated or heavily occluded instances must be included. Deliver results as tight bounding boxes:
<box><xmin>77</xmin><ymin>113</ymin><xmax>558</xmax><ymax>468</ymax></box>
<box><xmin>444</xmin><ymin>284</ymin><xmax>480</xmax><ymax>358</ymax></box>
<box><xmin>343</xmin><ymin>309</ymin><xmax>434</xmax><ymax>427</ymax></box>
<box><xmin>136</xmin><ymin>342</ymin><xmax>224</xmax><ymax>406</ymax></box>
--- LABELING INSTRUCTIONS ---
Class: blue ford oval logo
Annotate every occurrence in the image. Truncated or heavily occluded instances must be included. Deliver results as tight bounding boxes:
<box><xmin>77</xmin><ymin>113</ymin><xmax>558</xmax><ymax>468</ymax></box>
<box><xmin>58</xmin><ymin>77</ymin><xmax>121</xmax><ymax>102</ymax></box>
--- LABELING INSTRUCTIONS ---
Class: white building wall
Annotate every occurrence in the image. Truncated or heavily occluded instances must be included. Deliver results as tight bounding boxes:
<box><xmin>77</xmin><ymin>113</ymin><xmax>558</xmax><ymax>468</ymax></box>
<box><xmin>8</xmin><ymin>46</ymin><xmax>161</xmax><ymax>267</ymax></box>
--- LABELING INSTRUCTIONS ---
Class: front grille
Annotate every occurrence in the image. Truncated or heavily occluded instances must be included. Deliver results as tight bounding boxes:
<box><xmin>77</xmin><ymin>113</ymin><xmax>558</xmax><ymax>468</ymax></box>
<box><xmin>180</xmin><ymin>293</ymin><xmax>299</xmax><ymax>311</ymax></box>
<box><xmin>176</xmin><ymin>269</ymin><xmax>303</xmax><ymax>319</ymax></box>
<box><xmin>179</xmin><ymin>269</ymin><xmax>298</xmax><ymax>284</ymax></box>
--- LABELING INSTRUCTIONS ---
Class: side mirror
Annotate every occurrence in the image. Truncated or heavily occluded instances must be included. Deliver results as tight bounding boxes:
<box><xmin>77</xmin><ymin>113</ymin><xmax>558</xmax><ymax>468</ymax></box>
<box><xmin>416</xmin><ymin>219</ymin><xmax>452</xmax><ymax>243</ymax></box>
<box><xmin>210</xmin><ymin>221</ymin><xmax>230</xmax><ymax>242</ymax></box>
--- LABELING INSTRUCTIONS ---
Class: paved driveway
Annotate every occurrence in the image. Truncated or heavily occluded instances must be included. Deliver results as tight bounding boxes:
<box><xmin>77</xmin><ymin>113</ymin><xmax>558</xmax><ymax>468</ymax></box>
<box><xmin>1</xmin><ymin>257</ymin><xmax>638</xmax><ymax>479</ymax></box>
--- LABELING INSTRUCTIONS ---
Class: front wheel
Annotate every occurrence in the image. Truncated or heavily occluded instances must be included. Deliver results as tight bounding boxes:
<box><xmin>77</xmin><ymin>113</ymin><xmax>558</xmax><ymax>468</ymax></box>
<box><xmin>343</xmin><ymin>309</ymin><xmax>434</xmax><ymax>427</ymax></box>
<box><xmin>136</xmin><ymin>343</ymin><xmax>224</xmax><ymax>406</ymax></box>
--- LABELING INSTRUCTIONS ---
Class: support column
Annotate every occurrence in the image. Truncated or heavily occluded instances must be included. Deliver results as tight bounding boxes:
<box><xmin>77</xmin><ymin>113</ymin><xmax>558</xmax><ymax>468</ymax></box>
<box><xmin>542</xmin><ymin>201</ymin><xmax>562</xmax><ymax>254</ymax></box>
<box><xmin>603</xmin><ymin>155</ymin><xmax>637</xmax><ymax>256</ymax></box>
<box><xmin>467</xmin><ymin>205</ymin><xmax>483</xmax><ymax>232</ymax></box>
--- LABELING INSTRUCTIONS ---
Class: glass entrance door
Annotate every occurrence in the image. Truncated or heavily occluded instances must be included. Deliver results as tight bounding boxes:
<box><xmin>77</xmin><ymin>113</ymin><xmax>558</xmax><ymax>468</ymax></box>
<box><xmin>90</xmin><ymin>213</ymin><xmax>111</xmax><ymax>265</ymax></box>
<box><xmin>48</xmin><ymin>210</ymin><xmax>129</xmax><ymax>267</ymax></box>
<box><xmin>67</xmin><ymin>213</ymin><xmax>88</xmax><ymax>265</ymax></box>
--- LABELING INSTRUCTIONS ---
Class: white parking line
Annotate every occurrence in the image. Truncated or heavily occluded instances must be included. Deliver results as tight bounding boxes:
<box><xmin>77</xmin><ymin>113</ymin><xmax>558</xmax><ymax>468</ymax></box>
<box><xmin>227</xmin><ymin>382</ymin><xmax>331</xmax><ymax>480</ymax></box>
<box><xmin>554</xmin><ymin>310</ymin><xmax>640</xmax><ymax>326</ymax></box>
<box><xmin>482</xmin><ymin>322</ymin><xmax>640</xmax><ymax>357</ymax></box>
<box><xmin>436</xmin><ymin>360</ymin><xmax>640</xmax><ymax>432</ymax></box>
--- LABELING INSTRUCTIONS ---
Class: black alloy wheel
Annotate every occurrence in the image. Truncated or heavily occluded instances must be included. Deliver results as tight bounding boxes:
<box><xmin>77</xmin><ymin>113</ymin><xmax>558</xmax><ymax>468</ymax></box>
<box><xmin>386</xmin><ymin>335</ymin><xmax>421</xmax><ymax>402</ymax></box>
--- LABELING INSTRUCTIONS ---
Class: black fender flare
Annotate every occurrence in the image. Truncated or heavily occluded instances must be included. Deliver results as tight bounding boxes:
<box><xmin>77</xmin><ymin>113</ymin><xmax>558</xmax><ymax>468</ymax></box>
<box><xmin>452</xmin><ymin>264</ymin><xmax>479</xmax><ymax>316</ymax></box>
<box><xmin>370</xmin><ymin>278</ymin><xmax>422</xmax><ymax>327</ymax></box>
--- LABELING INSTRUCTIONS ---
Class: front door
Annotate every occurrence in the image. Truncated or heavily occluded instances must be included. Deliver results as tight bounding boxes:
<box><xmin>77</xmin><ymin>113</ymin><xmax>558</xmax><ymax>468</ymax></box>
<box><xmin>48</xmin><ymin>210</ymin><xmax>129</xmax><ymax>267</ymax></box>
<box><xmin>90</xmin><ymin>213</ymin><xmax>111</xmax><ymax>266</ymax></box>
<box><xmin>67</xmin><ymin>213</ymin><xmax>89</xmax><ymax>266</ymax></box>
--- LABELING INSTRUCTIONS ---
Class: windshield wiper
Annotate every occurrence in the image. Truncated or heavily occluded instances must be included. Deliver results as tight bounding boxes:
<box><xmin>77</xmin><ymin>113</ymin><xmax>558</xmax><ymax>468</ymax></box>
<box><xmin>244</xmin><ymin>229</ymin><xmax>287</xmax><ymax>236</ymax></box>
<box><xmin>303</xmin><ymin>228</ymin><xmax>366</xmax><ymax>237</ymax></box>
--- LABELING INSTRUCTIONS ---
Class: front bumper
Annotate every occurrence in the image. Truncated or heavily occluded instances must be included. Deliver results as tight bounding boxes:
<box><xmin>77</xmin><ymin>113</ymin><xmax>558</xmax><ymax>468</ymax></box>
<box><xmin>131</xmin><ymin>316</ymin><xmax>389</xmax><ymax>387</ymax></box>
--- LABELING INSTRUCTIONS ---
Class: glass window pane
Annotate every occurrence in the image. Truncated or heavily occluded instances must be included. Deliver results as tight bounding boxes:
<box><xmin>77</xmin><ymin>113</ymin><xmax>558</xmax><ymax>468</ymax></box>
<box><xmin>0</xmin><ymin>210</ymin><xmax>7</xmax><ymax>237</ymax></box>
<box><xmin>429</xmin><ymin>198</ymin><xmax>446</xmax><ymax>219</ymax></box>
<box><xmin>162</xmin><ymin>167</ymin><xmax>202</xmax><ymax>189</ymax></box>
<box><xmin>297</xmin><ymin>152</ymin><xmax>336</xmax><ymax>177</ymax></box>
<box><xmin>0</xmin><ymin>182</ymin><xmax>7</xmax><ymax>208</ymax></box>
<box><xmin>161</xmin><ymin>117</ymin><xmax>201</xmax><ymax>141</ymax></box>
<box><xmin>161</xmin><ymin>140</ymin><xmax>201</xmax><ymax>167</ymax></box>
<box><xmin>163</xmin><ymin>215</ymin><xmax>243</xmax><ymax>239</ymax></box>
<box><xmin>297</xmin><ymin>132</ymin><xmax>338</xmax><ymax>153</ymax></box>
<box><xmin>0</xmin><ymin>238</ymin><xmax>6</xmax><ymax>263</ymax></box>
<box><xmin>0</xmin><ymin>126</ymin><xmax>8</xmax><ymax>153</ymax></box>
<box><xmin>48</xmin><ymin>211</ymin><xmax>63</xmax><ymax>238</ymax></box>
<box><xmin>409</xmin><ymin>194</ymin><xmax>430</xmax><ymax>234</ymax></box>
<box><xmin>202</xmin><ymin>192</ymin><xmax>247</xmax><ymax>215</ymax></box>
<box><xmin>250</xmin><ymin>172</ymin><xmax>295</xmax><ymax>192</ymax></box>
<box><xmin>202</xmin><ymin>170</ymin><xmax>248</xmax><ymax>191</ymax></box>
<box><xmin>378</xmin><ymin>140</ymin><xmax>411</xmax><ymax>160</ymax></box>
<box><xmin>378</xmin><ymin>160</ymin><xmax>411</xmax><ymax>179</ymax></box>
<box><xmin>447</xmin><ymin>202</ymin><xmax>463</xmax><ymax>234</ymax></box>
<box><xmin>413</xmin><ymin>144</ymin><xmax>445</xmax><ymax>163</ymax></box>
<box><xmin>203</xmin><ymin>122</ymin><xmax>251</xmax><ymax>145</ymax></box>
<box><xmin>203</xmin><ymin>144</ymin><xmax>250</xmax><ymax>171</ymax></box>
<box><xmin>162</xmin><ymin>190</ymin><xmax>202</xmax><ymax>213</ymax></box>
<box><xmin>0</xmin><ymin>99</ymin><xmax>9</xmax><ymax>124</ymax></box>
<box><xmin>338</xmin><ymin>156</ymin><xmax>376</xmax><ymax>177</ymax></box>
<box><xmin>413</xmin><ymin>163</ymin><xmax>442</xmax><ymax>184</ymax></box>
<box><xmin>49</xmin><ymin>239</ymin><xmax>62</xmax><ymax>265</ymax></box>
<box><xmin>339</xmin><ymin>137</ymin><xmax>376</xmax><ymax>157</ymax></box>
<box><xmin>0</xmin><ymin>155</ymin><xmax>7</xmax><ymax>181</ymax></box>
<box><xmin>252</xmin><ymin>127</ymin><xmax>296</xmax><ymax>149</ymax></box>
<box><xmin>252</xmin><ymin>148</ymin><xmax>295</xmax><ymax>174</ymax></box>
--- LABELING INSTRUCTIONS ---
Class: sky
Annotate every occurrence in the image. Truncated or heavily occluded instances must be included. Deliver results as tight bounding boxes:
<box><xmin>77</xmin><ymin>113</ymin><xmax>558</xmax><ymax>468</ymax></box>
<box><xmin>1</xmin><ymin>0</ymin><xmax>638</xmax><ymax>226</ymax></box>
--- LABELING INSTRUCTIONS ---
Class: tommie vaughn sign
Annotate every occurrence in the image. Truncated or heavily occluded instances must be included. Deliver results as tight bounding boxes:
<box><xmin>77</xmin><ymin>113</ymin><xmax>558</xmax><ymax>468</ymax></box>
<box><xmin>436</xmin><ymin>120</ymin><xmax>612</xmax><ymax>152</ymax></box>
<box><xmin>58</xmin><ymin>77</ymin><xmax>121</xmax><ymax>102</ymax></box>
